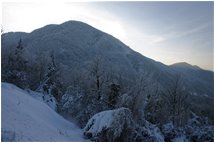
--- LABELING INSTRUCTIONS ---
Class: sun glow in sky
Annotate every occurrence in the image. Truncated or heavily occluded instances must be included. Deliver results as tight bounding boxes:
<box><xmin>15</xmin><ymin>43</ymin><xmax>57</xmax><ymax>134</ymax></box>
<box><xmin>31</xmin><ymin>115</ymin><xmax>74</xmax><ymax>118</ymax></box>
<box><xmin>2</xmin><ymin>2</ymin><xmax>214</xmax><ymax>71</ymax></box>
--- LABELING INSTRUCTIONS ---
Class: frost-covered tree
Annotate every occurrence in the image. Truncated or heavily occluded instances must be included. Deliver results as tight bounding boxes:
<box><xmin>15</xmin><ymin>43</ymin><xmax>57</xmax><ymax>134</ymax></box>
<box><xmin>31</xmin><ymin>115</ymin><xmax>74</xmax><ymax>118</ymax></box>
<box><xmin>60</xmin><ymin>85</ymin><xmax>103</xmax><ymax>127</ymax></box>
<box><xmin>128</xmin><ymin>72</ymin><xmax>154</xmax><ymax>125</ymax></box>
<box><xmin>3</xmin><ymin>39</ymin><xmax>29</xmax><ymax>89</ymax></box>
<box><xmin>144</xmin><ymin>83</ymin><xmax>163</xmax><ymax>125</ymax></box>
<box><xmin>88</xmin><ymin>56</ymin><xmax>106</xmax><ymax>100</ymax></box>
<box><xmin>37</xmin><ymin>52</ymin><xmax>63</xmax><ymax>102</ymax></box>
<box><xmin>26</xmin><ymin>53</ymin><xmax>49</xmax><ymax>90</ymax></box>
<box><xmin>117</xmin><ymin>93</ymin><xmax>134</xmax><ymax>109</ymax></box>
<box><xmin>161</xmin><ymin>75</ymin><xmax>190</xmax><ymax>127</ymax></box>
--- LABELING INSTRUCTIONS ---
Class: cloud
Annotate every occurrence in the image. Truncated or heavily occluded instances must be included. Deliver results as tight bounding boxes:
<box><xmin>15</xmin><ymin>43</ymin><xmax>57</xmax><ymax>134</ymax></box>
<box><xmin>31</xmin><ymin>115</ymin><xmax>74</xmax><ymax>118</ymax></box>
<box><xmin>162</xmin><ymin>23</ymin><xmax>211</xmax><ymax>40</ymax></box>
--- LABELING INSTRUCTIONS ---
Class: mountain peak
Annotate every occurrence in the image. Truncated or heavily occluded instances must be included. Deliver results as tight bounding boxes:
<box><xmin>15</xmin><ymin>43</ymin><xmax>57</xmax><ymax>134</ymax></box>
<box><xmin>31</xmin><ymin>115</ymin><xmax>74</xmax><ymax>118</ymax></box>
<box><xmin>59</xmin><ymin>20</ymin><xmax>96</xmax><ymax>29</ymax></box>
<box><xmin>171</xmin><ymin>62</ymin><xmax>201</xmax><ymax>70</ymax></box>
<box><xmin>61</xmin><ymin>20</ymin><xmax>90</xmax><ymax>26</ymax></box>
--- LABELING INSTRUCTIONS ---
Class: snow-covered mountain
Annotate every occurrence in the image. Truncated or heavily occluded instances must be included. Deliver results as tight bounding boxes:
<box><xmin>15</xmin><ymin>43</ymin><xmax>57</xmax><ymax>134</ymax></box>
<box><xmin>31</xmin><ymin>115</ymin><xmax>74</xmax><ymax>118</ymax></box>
<box><xmin>1</xmin><ymin>21</ymin><xmax>213</xmax><ymax>97</ymax></box>
<box><xmin>171</xmin><ymin>62</ymin><xmax>201</xmax><ymax>70</ymax></box>
<box><xmin>170</xmin><ymin>62</ymin><xmax>214</xmax><ymax>97</ymax></box>
<box><xmin>1</xmin><ymin>82</ymin><xmax>87</xmax><ymax>142</ymax></box>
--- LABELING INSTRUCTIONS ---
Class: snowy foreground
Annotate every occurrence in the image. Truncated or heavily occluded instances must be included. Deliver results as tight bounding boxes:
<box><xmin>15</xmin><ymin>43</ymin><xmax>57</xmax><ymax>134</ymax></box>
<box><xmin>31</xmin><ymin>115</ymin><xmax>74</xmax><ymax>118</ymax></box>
<box><xmin>1</xmin><ymin>83</ymin><xmax>88</xmax><ymax>142</ymax></box>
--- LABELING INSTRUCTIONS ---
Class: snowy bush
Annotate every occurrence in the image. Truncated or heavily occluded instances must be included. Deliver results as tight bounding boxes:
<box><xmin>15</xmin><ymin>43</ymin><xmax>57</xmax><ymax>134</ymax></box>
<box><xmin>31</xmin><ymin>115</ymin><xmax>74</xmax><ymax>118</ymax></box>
<box><xmin>139</xmin><ymin>121</ymin><xmax>165</xmax><ymax>142</ymax></box>
<box><xmin>184</xmin><ymin>113</ymin><xmax>214</xmax><ymax>142</ymax></box>
<box><xmin>162</xmin><ymin>122</ymin><xmax>186</xmax><ymax>142</ymax></box>
<box><xmin>83</xmin><ymin>107</ymin><xmax>135</xmax><ymax>142</ymax></box>
<box><xmin>83</xmin><ymin>107</ymin><xmax>166</xmax><ymax>142</ymax></box>
<box><xmin>117</xmin><ymin>93</ymin><xmax>133</xmax><ymax>108</ymax></box>
<box><xmin>161</xmin><ymin>113</ymin><xmax>214</xmax><ymax>142</ymax></box>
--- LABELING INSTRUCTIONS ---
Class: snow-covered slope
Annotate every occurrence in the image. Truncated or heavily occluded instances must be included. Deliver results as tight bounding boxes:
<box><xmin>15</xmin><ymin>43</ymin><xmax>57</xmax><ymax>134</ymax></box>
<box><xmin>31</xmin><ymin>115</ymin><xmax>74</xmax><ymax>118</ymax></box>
<box><xmin>27</xmin><ymin>89</ymin><xmax>57</xmax><ymax>111</ymax></box>
<box><xmin>1</xmin><ymin>82</ymin><xmax>87</xmax><ymax>142</ymax></box>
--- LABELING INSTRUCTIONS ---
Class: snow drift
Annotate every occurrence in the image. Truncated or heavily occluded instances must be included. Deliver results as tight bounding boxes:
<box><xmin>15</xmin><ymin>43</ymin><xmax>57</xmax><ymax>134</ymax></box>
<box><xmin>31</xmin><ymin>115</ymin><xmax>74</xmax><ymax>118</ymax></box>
<box><xmin>1</xmin><ymin>83</ymin><xmax>87</xmax><ymax>142</ymax></box>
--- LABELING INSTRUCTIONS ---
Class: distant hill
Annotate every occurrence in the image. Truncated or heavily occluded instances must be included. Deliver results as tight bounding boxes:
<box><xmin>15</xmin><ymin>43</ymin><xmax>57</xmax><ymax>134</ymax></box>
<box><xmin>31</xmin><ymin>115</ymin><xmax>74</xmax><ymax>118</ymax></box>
<box><xmin>171</xmin><ymin>62</ymin><xmax>201</xmax><ymax>70</ymax></box>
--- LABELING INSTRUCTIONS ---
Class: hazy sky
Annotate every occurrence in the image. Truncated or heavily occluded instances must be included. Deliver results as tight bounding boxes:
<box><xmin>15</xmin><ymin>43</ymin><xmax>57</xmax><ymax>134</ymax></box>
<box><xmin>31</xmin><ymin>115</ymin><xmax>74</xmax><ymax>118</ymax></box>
<box><xmin>2</xmin><ymin>2</ymin><xmax>214</xmax><ymax>71</ymax></box>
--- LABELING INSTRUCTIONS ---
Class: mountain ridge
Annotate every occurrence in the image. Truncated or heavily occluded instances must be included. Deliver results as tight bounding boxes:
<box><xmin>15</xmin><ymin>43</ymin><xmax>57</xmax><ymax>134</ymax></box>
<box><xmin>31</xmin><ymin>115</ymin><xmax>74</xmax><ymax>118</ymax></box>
<box><xmin>3</xmin><ymin>21</ymin><xmax>212</xmax><ymax>72</ymax></box>
<box><xmin>171</xmin><ymin>62</ymin><xmax>202</xmax><ymax>70</ymax></box>
<box><xmin>2</xmin><ymin>20</ymin><xmax>213</xmax><ymax>98</ymax></box>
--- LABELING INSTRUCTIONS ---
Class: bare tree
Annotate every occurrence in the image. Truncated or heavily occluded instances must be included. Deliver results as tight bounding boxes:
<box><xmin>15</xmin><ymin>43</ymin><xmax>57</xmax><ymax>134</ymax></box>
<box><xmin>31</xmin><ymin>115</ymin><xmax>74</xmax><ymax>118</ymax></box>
<box><xmin>161</xmin><ymin>75</ymin><xmax>190</xmax><ymax>127</ymax></box>
<box><xmin>88</xmin><ymin>56</ymin><xmax>106</xmax><ymax>99</ymax></box>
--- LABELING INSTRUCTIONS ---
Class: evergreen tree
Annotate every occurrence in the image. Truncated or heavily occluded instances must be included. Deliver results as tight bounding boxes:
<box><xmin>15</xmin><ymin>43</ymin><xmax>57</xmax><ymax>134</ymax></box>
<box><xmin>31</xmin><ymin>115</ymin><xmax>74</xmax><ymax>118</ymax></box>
<box><xmin>108</xmin><ymin>83</ymin><xmax>120</xmax><ymax>106</ymax></box>
<box><xmin>5</xmin><ymin>39</ymin><xmax>28</xmax><ymax>88</ymax></box>
<box><xmin>38</xmin><ymin>52</ymin><xmax>63</xmax><ymax>102</ymax></box>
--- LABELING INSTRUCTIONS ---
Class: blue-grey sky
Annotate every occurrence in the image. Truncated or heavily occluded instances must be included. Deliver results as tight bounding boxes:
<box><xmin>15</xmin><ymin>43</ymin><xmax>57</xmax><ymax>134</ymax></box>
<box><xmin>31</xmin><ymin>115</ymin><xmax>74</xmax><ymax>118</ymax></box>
<box><xmin>2</xmin><ymin>2</ymin><xmax>214</xmax><ymax>71</ymax></box>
